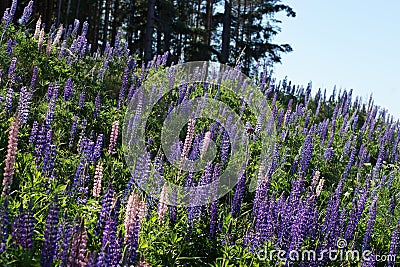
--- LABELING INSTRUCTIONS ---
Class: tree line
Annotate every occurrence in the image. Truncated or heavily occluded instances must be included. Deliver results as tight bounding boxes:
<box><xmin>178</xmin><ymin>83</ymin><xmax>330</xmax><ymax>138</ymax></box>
<box><xmin>1</xmin><ymin>0</ymin><xmax>295</xmax><ymax>74</ymax></box>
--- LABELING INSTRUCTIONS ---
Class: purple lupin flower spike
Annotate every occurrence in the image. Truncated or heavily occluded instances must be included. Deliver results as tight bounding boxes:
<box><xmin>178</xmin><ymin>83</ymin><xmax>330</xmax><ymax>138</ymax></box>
<box><xmin>2</xmin><ymin>0</ymin><xmax>17</xmax><ymax>26</ymax></box>
<box><xmin>81</xmin><ymin>21</ymin><xmax>89</xmax><ymax>36</ymax></box>
<box><xmin>0</xmin><ymin>200</ymin><xmax>10</xmax><ymax>253</ymax></box>
<box><xmin>68</xmin><ymin>115</ymin><xmax>78</xmax><ymax>147</ymax></box>
<box><xmin>17</xmin><ymin>86</ymin><xmax>32</xmax><ymax>124</ymax></box>
<box><xmin>362</xmin><ymin>196</ymin><xmax>378</xmax><ymax>253</ymax></box>
<box><xmin>117</xmin><ymin>67</ymin><xmax>129</xmax><ymax>109</ymax></box>
<box><xmin>71</xmin><ymin>19</ymin><xmax>80</xmax><ymax>37</ymax></box>
<box><xmin>209</xmin><ymin>164</ymin><xmax>221</xmax><ymax>239</ymax></box>
<box><xmin>19</xmin><ymin>1</ymin><xmax>34</xmax><ymax>25</ymax></box>
<box><xmin>41</xmin><ymin>198</ymin><xmax>60</xmax><ymax>267</ymax></box>
<box><xmin>4</xmin><ymin>87</ymin><xmax>14</xmax><ymax>116</ymax></box>
<box><xmin>11</xmin><ymin>204</ymin><xmax>35</xmax><ymax>250</ymax></box>
<box><xmin>5</xmin><ymin>39</ymin><xmax>16</xmax><ymax>56</ymax></box>
<box><xmin>388</xmin><ymin>221</ymin><xmax>400</xmax><ymax>267</ymax></box>
<box><xmin>98</xmin><ymin>201</ymin><xmax>122</xmax><ymax>266</ymax></box>
<box><xmin>56</xmin><ymin>213</ymin><xmax>73</xmax><ymax>267</ymax></box>
<box><xmin>168</xmin><ymin>190</ymin><xmax>177</xmax><ymax>226</ymax></box>
<box><xmin>78</xmin><ymin>91</ymin><xmax>86</xmax><ymax>109</ymax></box>
<box><xmin>97</xmin><ymin>187</ymin><xmax>115</xmax><ymax>234</ymax></box>
<box><xmin>232</xmin><ymin>170</ymin><xmax>246</xmax><ymax>218</ymax></box>
<box><xmin>361</xmin><ymin>250</ymin><xmax>376</xmax><ymax>267</ymax></box>
<box><xmin>30</xmin><ymin>65</ymin><xmax>38</xmax><ymax>90</ymax></box>
<box><xmin>93</xmin><ymin>134</ymin><xmax>104</xmax><ymax>163</ymax></box>
<box><xmin>63</xmin><ymin>78</ymin><xmax>74</xmax><ymax>101</ymax></box>
<box><xmin>299</xmin><ymin>134</ymin><xmax>313</xmax><ymax>176</ymax></box>
<box><xmin>94</xmin><ymin>91</ymin><xmax>101</xmax><ymax>118</ymax></box>
<box><xmin>7</xmin><ymin>57</ymin><xmax>17</xmax><ymax>84</ymax></box>
<box><xmin>45</xmin><ymin>88</ymin><xmax>58</xmax><ymax>129</ymax></box>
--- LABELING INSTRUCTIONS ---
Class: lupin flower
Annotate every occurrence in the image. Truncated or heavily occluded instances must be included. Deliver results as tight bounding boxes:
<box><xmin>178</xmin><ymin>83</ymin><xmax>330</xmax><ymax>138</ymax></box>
<box><xmin>46</xmin><ymin>38</ymin><xmax>53</xmax><ymax>55</ymax></box>
<box><xmin>98</xmin><ymin>204</ymin><xmax>122</xmax><ymax>267</ymax></box>
<box><xmin>63</xmin><ymin>78</ymin><xmax>74</xmax><ymax>101</ymax></box>
<box><xmin>0</xmin><ymin>201</ymin><xmax>10</xmax><ymax>253</ymax></box>
<box><xmin>42</xmin><ymin>144</ymin><xmax>57</xmax><ymax>178</ymax></box>
<box><xmin>5</xmin><ymin>39</ymin><xmax>16</xmax><ymax>56</ymax></box>
<box><xmin>94</xmin><ymin>91</ymin><xmax>101</xmax><ymax>117</ymax></box>
<box><xmin>81</xmin><ymin>21</ymin><xmax>89</xmax><ymax>36</ymax></box>
<box><xmin>168</xmin><ymin>190</ymin><xmax>177</xmax><ymax>226</ymax></box>
<box><xmin>5</xmin><ymin>87</ymin><xmax>14</xmax><ymax>116</ymax></box>
<box><xmin>19</xmin><ymin>1</ymin><xmax>34</xmax><ymax>25</ymax></box>
<box><xmin>323</xmin><ymin>147</ymin><xmax>334</xmax><ymax>162</ymax></box>
<box><xmin>117</xmin><ymin>68</ymin><xmax>129</xmax><ymax>108</ymax></box>
<box><xmin>93</xmin><ymin>162</ymin><xmax>103</xmax><ymax>197</ymax></box>
<box><xmin>41</xmin><ymin>199</ymin><xmax>60</xmax><ymax>267</ymax></box>
<box><xmin>232</xmin><ymin>170</ymin><xmax>246</xmax><ymax>218</ymax></box>
<box><xmin>33</xmin><ymin>17</ymin><xmax>42</xmax><ymax>38</ymax></box>
<box><xmin>67</xmin><ymin>220</ymin><xmax>88</xmax><ymax>267</ymax></box>
<box><xmin>388</xmin><ymin>221</ymin><xmax>399</xmax><ymax>267</ymax></box>
<box><xmin>45</xmin><ymin>86</ymin><xmax>58</xmax><ymax>128</ymax></box>
<box><xmin>157</xmin><ymin>184</ymin><xmax>169</xmax><ymax>224</ymax></box>
<box><xmin>93</xmin><ymin>133</ymin><xmax>104</xmax><ymax>163</ymax></box>
<box><xmin>52</xmin><ymin>24</ymin><xmax>64</xmax><ymax>46</ymax></box>
<box><xmin>108</xmin><ymin>121</ymin><xmax>119</xmax><ymax>154</ymax></box>
<box><xmin>361</xmin><ymin>250</ymin><xmax>376</xmax><ymax>267</ymax></box>
<box><xmin>78</xmin><ymin>91</ymin><xmax>86</xmax><ymax>109</ymax></box>
<box><xmin>124</xmin><ymin>191</ymin><xmax>146</xmax><ymax>264</ymax></box>
<box><xmin>59</xmin><ymin>40</ymin><xmax>67</xmax><ymax>58</ymax></box>
<box><xmin>209</xmin><ymin>200</ymin><xmax>219</xmax><ymax>239</ymax></box>
<box><xmin>315</xmin><ymin>178</ymin><xmax>325</xmax><ymax>197</ymax></box>
<box><xmin>8</xmin><ymin>57</ymin><xmax>17</xmax><ymax>84</ymax></box>
<box><xmin>181</xmin><ymin>118</ymin><xmax>196</xmax><ymax>159</ymax></box>
<box><xmin>11</xmin><ymin>204</ymin><xmax>35</xmax><ymax>250</ymax></box>
<box><xmin>362</xmin><ymin>196</ymin><xmax>378</xmax><ymax>252</ymax></box>
<box><xmin>220</xmin><ymin>131</ymin><xmax>230</xmax><ymax>164</ymax></box>
<box><xmin>299</xmin><ymin>134</ymin><xmax>313</xmax><ymax>175</ymax></box>
<box><xmin>38</xmin><ymin>28</ymin><xmax>45</xmax><ymax>52</ymax></box>
<box><xmin>2</xmin><ymin>118</ymin><xmax>20</xmax><ymax>197</ymax></box>
<box><xmin>17</xmin><ymin>86</ymin><xmax>32</xmax><ymax>124</ymax></box>
<box><xmin>2</xmin><ymin>0</ymin><xmax>17</xmax><ymax>26</ymax></box>
<box><xmin>29</xmin><ymin>65</ymin><xmax>38</xmax><ymax>90</ymax></box>
<box><xmin>69</xmin><ymin>115</ymin><xmax>78</xmax><ymax>147</ymax></box>
<box><xmin>72</xmin><ymin>19</ymin><xmax>80</xmax><ymax>36</ymax></box>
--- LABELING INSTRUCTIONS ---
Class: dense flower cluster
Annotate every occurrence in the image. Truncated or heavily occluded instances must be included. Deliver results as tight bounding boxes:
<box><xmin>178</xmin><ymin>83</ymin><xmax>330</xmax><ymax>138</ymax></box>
<box><xmin>0</xmin><ymin>1</ymin><xmax>399</xmax><ymax>266</ymax></box>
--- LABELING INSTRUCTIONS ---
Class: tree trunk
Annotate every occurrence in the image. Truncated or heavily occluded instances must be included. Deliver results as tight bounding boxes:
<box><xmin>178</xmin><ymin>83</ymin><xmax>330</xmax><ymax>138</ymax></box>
<box><xmin>75</xmin><ymin>0</ymin><xmax>80</xmax><ymax>20</ymax></box>
<box><xmin>111</xmin><ymin>0</ymin><xmax>120</xmax><ymax>46</ymax></box>
<box><xmin>195</xmin><ymin>0</ymin><xmax>201</xmax><ymax>43</ymax></box>
<box><xmin>66</xmin><ymin>0</ymin><xmax>72</xmax><ymax>26</ymax></box>
<box><xmin>204</xmin><ymin>0</ymin><xmax>212</xmax><ymax>60</ymax></box>
<box><xmin>92</xmin><ymin>0</ymin><xmax>100</xmax><ymax>50</ymax></box>
<box><xmin>144</xmin><ymin>0</ymin><xmax>156</xmax><ymax>63</ymax></box>
<box><xmin>157</xmin><ymin>24</ymin><xmax>162</xmax><ymax>55</ymax></box>
<box><xmin>127</xmin><ymin>0</ymin><xmax>136</xmax><ymax>51</ymax></box>
<box><xmin>103</xmin><ymin>0</ymin><xmax>111</xmax><ymax>48</ymax></box>
<box><xmin>221</xmin><ymin>0</ymin><xmax>231</xmax><ymax>63</ymax></box>
<box><xmin>234</xmin><ymin>0</ymin><xmax>241</xmax><ymax>57</ymax></box>
<box><xmin>56</xmin><ymin>0</ymin><xmax>62</xmax><ymax>26</ymax></box>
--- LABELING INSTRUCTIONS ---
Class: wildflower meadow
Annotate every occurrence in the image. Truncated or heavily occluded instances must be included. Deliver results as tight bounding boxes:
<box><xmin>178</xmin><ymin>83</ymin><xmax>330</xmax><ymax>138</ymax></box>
<box><xmin>0</xmin><ymin>1</ymin><xmax>399</xmax><ymax>266</ymax></box>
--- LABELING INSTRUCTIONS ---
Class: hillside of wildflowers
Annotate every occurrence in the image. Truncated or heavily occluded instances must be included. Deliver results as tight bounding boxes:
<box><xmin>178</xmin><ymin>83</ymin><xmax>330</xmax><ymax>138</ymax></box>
<box><xmin>0</xmin><ymin>2</ymin><xmax>399</xmax><ymax>267</ymax></box>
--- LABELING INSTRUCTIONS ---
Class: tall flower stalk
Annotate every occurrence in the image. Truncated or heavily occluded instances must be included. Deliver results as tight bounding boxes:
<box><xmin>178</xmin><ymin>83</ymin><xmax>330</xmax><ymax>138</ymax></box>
<box><xmin>2</xmin><ymin>118</ymin><xmax>20</xmax><ymax>198</ymax></box>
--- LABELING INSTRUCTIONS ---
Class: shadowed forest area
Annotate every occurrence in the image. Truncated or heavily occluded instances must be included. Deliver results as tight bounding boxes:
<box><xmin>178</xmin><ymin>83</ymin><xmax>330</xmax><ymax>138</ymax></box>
<box><xmin>0</xmin><ymin>0</ymin><xmax>295</xmax><ymax>74</ymax></box>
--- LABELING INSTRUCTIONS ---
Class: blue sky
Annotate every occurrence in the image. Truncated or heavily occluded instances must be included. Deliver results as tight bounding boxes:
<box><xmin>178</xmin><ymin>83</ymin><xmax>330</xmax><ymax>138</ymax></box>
<box><xmin>272</xmin><ymin>0</ymin><xmax>400</xmax><ymax>119</ymax></box>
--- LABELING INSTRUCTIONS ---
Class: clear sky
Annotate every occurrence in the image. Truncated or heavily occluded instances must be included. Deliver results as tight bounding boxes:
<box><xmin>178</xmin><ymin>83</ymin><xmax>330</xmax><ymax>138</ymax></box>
<box><xmin>272</xmin><ymin>0</ymin><xmax>400</xmax><ymax>119</ymax></box>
